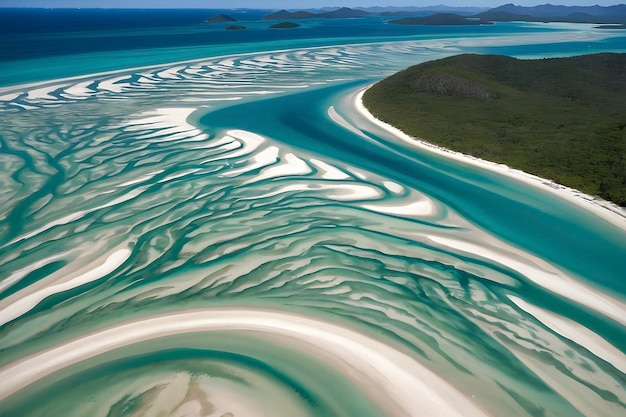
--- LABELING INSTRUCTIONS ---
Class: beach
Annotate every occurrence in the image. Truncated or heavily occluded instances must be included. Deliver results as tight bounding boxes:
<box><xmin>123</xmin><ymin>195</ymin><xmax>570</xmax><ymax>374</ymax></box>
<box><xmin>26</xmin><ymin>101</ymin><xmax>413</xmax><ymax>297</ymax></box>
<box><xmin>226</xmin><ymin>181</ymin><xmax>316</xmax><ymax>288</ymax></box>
<box><xmin>355</xmin><ymin>88</ymin><xmax>626</xmax><ymax>232</ymax></box>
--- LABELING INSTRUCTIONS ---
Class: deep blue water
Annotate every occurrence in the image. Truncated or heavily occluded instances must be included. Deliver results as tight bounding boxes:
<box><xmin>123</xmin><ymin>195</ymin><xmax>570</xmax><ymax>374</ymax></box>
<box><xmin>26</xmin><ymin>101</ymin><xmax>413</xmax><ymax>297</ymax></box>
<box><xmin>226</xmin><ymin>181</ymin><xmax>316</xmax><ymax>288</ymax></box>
<box><xmin>0</xmin><ymin>8</ymin><xmax>588</xmax><ymax>84</ymax></box>
<box><xmin>0</xmin><ymin>9</ymin><xmax>625</xmax><ymax>417</ymax></box>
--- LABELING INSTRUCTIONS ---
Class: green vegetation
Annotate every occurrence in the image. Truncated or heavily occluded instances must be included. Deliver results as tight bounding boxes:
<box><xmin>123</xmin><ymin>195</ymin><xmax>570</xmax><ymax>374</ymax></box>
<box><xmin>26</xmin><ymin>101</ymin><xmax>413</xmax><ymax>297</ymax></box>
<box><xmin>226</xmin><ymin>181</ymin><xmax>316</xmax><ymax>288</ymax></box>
<box><xmin>204</xmin><ymin>14</ymin><xmax>237</xmax><ymax>23</ymax></box>
<box><xmin>225</xmin><ymin>25</ymin><xmax>247</xmax><ymax>30</ymax></box>
<box><xmin>269</xmin><ymin>21</ymin><xmax>301</xmax><ymax>29</ymax></box>
<box><xmin>263</xmin><ymin>7</ymin><xmax>368</xmax><ymax>20</ymax></box>
<box><xmin>363</xmin><ymin>53</ymin><xmax>626</xmax><ymax>206</ymax></box>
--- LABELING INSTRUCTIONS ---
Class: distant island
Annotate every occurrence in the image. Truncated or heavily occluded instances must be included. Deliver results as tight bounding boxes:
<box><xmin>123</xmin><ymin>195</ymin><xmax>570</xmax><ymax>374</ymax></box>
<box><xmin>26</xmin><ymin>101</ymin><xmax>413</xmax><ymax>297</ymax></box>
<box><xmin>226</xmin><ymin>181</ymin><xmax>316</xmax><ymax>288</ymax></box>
<box><xmin>259</xmin><ymin>4</ymin><xmax>626</xmax><ymax>25</ymax></box>
<box><xmin>264</xmin><ymin>7</ymin><xmax>368</xmax><ymax>20</ymax></box>
<box><xmin>200</xmin><ymin>5</ymin><xmax>626</xmax><ymax>30</ymax></box>
<box><xmin>198</xmin><ymin>5</ymin><xmax>626</xmax><ymax>28</ymax></box>
<box><xmin>363</xmin><ymin>53</ymin><xmax>626</xmax><ymax>206</ymax></box>
<box><xmin>476</xmin><ymin>3</ymin><xmax>626</xmax><ymax>24</ymax></box>
<box><xmin>269</xmin><ymin>21</ymin><xmax>301</xmax><ymax>29</ymax></box>
<box><xmin>390</xmin><ymin>13</ymin><xmax>493</xmax><ymax>25</ymax></box>
<box><xmin>204</xmin><ymin>13</ymin><xmax>237</xmax><ymax>23</ymax></box>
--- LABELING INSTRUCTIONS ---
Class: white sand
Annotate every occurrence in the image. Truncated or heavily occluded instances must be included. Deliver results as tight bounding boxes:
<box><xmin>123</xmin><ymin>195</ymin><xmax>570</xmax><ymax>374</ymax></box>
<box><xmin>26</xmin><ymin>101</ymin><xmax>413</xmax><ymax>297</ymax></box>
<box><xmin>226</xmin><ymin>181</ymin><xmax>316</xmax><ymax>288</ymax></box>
<box><xmin>62</xmin><ymin>81</ymin><xmax>94</xmax><ymax>99</ymax></box>
<box><xmin>224</xmin><ymin>146</ymin><xmax>280</xmax><ymax>178</ymax></box>
<box><xmin>326</xmin><ymin>183</ymin><xmax>383</xmax><ymax>200</ymax></box>
<box><xmin>119</xmin><ymin>170</ymin><xmax>164</xmax><ymax>187</ymax></box>
<box><xmin>252</xmin><ymin>182</ymin><xmax>383</xmax><ymax>201</ymax></box>
<box><xmin>156</xmin><ymin>66</ymin><xmax>185</xmax><ymax>80</ymax></box>
<box><xmin>252</xmin><ymin>152</ymin><xmax>312</xmax><ymax>183</ymax></box>
<box><xmin>328</xmin><ymin>105</ymin><xmax>370</xmax><ymax>139</ymax></box>
<box><xmin>25</xmin><ymin>85</ymin><xmax>58</xmax><ymax>101</ymax></box>
<box><xmin>98</xmin><ymin>75</ymin><xmax>131</xmax><ymax>93</ymax></box>
<box><xmin>354</xmin><ymin>86</ymin><xmax>626</xmax><ymax>323</ymax></box>
<box><xmin>124</xmin><ymin>108</ymin><xmax>208</xmax><ymax>142</ymax></box>
<box><xmin>0</xmin><ymin>248</ymin><xmax>131</xmax><ymax>326</ymax></box>
<box><xmin>157</xmin><ymin>169</ymin><xmax>202</xmax><ymax>184</ymax></box>
<box><xmin>508</xmin><ymin>295</ymin><xmax>626</xmax><ymax>373</ymax></box>
<box><xmin>354</xmin><ymin>89</ymin><xmax>626</xmax><ymax>231</ymax></box>
<box><xmin>0</xmin><ymin>251</ymin><xmax>71</xmax><ymax>294</ymax></box>
<box><xmin>310</xmin><ymin>158</ymin><xmax>350</xmax><ymax>180</ymax></box>
<box><xmin>0</xmin><ymin>308</ymin><xmax>490</xmax><ymax>417</ymax></box>
<box><xmin>9</xmin><ymin>210</ymin><xmax>87</xmax><ymax>245</ymax></box>
<box><xmin>362</xmin><ymin>199</ymin><xmax>434</xmax><ymax>217</ymax></box>
<box><xmin>383</xmin><ymin>180</ymin><xmax>404</xmax><ymax>194</ymax></box>
<box><xmin>0</xmin><ymin>92</ymin><xmax>20</xmax><ymax>101</ymax></box>
<box><xmin>222</xmin><ymin>129</ymin><xmax>265</xmax><ymax>158</ymax></box>
<box><xmin>428</xmin><ymin>234</ymin><xmax>626</xmax><ymax>326</ymax></box>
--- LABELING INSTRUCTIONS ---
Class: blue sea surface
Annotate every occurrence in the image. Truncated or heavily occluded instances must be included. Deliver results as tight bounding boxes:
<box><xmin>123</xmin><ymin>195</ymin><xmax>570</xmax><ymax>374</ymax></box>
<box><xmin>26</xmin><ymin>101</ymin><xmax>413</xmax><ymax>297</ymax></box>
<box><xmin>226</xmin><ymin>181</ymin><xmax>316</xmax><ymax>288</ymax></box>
<box><xmin>0</xmin><ymin>9</ymin><xmax>625</xmax><ymax>417</ymax></box>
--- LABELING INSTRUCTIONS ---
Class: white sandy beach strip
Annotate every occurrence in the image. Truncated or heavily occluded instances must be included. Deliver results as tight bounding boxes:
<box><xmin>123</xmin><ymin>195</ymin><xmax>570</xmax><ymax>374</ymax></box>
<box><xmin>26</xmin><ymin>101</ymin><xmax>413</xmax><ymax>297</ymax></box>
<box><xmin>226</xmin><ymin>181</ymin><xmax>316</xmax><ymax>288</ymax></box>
<box><xmin>0</xmin><ymin>248</ymin><xmax>131</xmax><ymax>326</ymax></box>
<box><xmin>0</xmin><ymin>308</ymin><xmax>491</xmax><ymax>417</ymax></box>
<box><xmin>354</xmin><ymin>89</ymin><xmax>626</xmax><ymax>231</ymax></box>
<box><xmin>361</xmin><ymin>199</ymin><xmax>434</xmax><ymax>217</ymax></box>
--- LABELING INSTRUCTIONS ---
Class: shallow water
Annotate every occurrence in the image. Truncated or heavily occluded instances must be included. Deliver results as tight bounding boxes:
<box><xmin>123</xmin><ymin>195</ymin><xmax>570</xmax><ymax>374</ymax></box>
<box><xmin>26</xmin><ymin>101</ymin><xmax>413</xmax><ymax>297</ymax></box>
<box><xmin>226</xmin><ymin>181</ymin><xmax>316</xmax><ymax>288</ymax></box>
<box><xmin>0</xmin><ymin>13</ymin><xmax>625</xmax><ymax>417</ymax></box>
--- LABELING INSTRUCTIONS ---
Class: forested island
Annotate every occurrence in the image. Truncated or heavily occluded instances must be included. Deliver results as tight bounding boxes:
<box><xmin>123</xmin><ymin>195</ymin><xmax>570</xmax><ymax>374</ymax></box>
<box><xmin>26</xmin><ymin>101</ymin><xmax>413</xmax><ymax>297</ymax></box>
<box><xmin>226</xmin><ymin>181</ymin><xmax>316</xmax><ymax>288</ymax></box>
<box><xmin>204</xmin><ymin>13</ymin><xmax>237</xmax><ymax>23</ymax></box>
<box><xmin>363</xmin><ymin>53</ymin><xmax>626</xmax><ymax>205</ymax></box>
<box><xmin>269</xmin><ymin>21</ymin><xmax>301</xmax><ymax>29</ymax></box>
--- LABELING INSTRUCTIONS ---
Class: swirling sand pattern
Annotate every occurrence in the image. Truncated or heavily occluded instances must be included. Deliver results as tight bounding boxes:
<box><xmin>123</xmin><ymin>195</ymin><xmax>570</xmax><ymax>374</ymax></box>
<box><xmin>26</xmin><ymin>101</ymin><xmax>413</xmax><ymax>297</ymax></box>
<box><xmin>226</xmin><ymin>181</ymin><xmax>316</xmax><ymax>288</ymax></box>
<box><xmin>0</xmin><ymin>45</ymin><xmax>390</xmax><ymax>112</ymax></box>
<box><xmin>0</xmin><ymin>40</ymin><xmax>625</xmax><ymax>417</ymax></box>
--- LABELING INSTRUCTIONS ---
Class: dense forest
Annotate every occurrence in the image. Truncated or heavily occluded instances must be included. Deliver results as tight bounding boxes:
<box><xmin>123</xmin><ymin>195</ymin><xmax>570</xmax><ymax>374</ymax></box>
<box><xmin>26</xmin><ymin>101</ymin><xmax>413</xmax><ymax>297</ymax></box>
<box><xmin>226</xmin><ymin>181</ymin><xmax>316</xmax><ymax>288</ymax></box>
<box><xmin>363</xmin><ymin>53</ymin><xmax>626</xmax><ymax>206</ymax></box>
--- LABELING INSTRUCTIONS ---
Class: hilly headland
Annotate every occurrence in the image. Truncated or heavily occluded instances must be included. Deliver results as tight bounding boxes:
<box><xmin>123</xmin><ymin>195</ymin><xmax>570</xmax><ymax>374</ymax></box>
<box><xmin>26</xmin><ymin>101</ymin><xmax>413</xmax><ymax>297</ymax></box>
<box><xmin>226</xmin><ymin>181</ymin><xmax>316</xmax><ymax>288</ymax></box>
<box><xmin>363</xmin><ymin>53</ymin><xmax>626</xmax><ymax>206</ymax></box>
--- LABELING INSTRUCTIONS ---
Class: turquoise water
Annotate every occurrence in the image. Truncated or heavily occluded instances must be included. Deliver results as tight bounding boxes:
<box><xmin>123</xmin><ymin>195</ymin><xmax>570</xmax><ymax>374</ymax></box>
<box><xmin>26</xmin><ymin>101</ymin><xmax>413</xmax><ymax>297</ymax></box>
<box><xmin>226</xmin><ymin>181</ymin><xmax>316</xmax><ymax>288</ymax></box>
<box><xmin>0</xmin><ymin>13</ymin><xmax>625</xmax><ymax>417</ymax></box>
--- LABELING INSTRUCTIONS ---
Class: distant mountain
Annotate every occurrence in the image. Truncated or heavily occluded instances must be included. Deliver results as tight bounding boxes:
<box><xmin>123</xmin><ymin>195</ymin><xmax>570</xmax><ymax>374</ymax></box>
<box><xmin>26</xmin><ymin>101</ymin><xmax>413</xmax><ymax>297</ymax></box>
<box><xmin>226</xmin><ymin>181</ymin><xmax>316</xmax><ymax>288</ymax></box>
<box><xmin>364</xmin><ymin>5</ymin><xmax>489</xmax><ymax>16</ymax></box>
<box><xmin>264</xmin><ymin>7</ymin><xmax>368</xmax><ymax>20</ymax></box>
<box><xmin>475</xmin><ymin>11</ymin><xmax>539</xmax><ymax>22</ymax></box>
<box><xmin>263</xmin><ymin>10</ymin><xmax>316</xmax><ymax>20</ymax></box>
<box><xmin>486</xmin><ymin>3</ymin><xmax>626</xmax><ymax>18</ymax></box>
<box><xmin>264</xmin><ymin>6</ymin><xmax>490</xmax><ymax>20</ymax></box>
<box><xmin>205</xmin><ymin>13</ymin><xmax>237</xmax><ymax>23</ymax></box>
<box><xmin>318</xmin><ymin>7</ymin><xmax>370</xmax><ymax>18</ymax></box>
<box><xmin>478</xmin><ymin>3</ymin><xmax>626</xmax><ymax>23</ymax></box>
<box><xmin>391</xmin><ymin>13</ymin><xmax>493</xmax><ymax>26</ymax></box>
<box><xmin>263</xmin><ymin>4</ymin><xmax>626</xmax><ymax>25</ymax></box>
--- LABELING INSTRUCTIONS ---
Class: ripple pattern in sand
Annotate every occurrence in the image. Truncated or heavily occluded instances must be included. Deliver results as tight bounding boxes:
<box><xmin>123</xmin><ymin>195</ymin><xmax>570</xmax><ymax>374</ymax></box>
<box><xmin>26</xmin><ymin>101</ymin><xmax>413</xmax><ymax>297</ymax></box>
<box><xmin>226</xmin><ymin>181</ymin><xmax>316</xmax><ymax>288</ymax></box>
<box><xmin>0</xmin><ymin>41</ymin><xmax>625</xmax><ymax>417</ymax></box>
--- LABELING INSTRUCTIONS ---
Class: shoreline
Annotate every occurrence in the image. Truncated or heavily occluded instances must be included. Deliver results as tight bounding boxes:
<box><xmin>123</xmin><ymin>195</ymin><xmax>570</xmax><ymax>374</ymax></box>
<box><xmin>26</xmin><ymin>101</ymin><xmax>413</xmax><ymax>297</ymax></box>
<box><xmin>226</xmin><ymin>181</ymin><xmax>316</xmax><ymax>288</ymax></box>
<box><xmin>354</xmin><ymin>88</ymin><xmax>626</xmax><ymax>232</ymax></box>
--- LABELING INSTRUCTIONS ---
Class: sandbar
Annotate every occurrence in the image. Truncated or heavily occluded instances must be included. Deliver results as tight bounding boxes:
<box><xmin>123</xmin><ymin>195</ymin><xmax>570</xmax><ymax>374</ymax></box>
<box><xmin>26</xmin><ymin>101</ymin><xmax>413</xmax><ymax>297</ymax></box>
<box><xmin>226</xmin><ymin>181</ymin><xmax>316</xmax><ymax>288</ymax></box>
<box><xmin>0</xmin><ymin>308</ymin><xmax>490</xmax><ymax>417</ymax></box>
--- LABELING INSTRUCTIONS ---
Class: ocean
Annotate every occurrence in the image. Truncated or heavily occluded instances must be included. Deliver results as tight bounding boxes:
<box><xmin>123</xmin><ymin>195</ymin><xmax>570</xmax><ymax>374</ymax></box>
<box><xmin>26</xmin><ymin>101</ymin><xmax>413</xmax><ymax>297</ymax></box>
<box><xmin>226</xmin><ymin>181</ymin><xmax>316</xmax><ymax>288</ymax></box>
<box><xmin>0</xmin><ymin>9</ymin><xmax>625</xmax><ymax>417</ymax></box>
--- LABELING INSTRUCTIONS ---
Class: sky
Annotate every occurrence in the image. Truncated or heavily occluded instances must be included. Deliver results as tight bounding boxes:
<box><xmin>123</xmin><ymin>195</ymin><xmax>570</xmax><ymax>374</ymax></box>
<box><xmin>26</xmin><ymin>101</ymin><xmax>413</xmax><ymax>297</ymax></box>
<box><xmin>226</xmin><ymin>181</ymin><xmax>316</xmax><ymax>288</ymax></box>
<box><xmin>0</xmin><ymin>0</ymin><xmax>622</xmax><ymax>8</ymax></box>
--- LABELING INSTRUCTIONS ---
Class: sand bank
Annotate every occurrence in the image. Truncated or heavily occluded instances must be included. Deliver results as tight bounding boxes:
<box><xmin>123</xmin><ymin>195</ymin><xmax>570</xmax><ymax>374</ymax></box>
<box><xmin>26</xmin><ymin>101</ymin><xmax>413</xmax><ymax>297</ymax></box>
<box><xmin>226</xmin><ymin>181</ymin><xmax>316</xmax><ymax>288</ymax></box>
<box><xmin>428</xmin><ymin>234</ymin><xmax>626</xmax><ymax>326</ymax></box>
<box><xmin>508</xmin><ymin>295</ymin><xmax>626</xmax><ymax>373</ymax></box>
<box><xmin>0</xmin><ymin>248</ymin><xmax>131</xmax><ymax>327</ymax></box>
<box><xmin>0</xmin><ymin>308</ymin><xmax>490</xmax><ymax>417</ymax></box>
